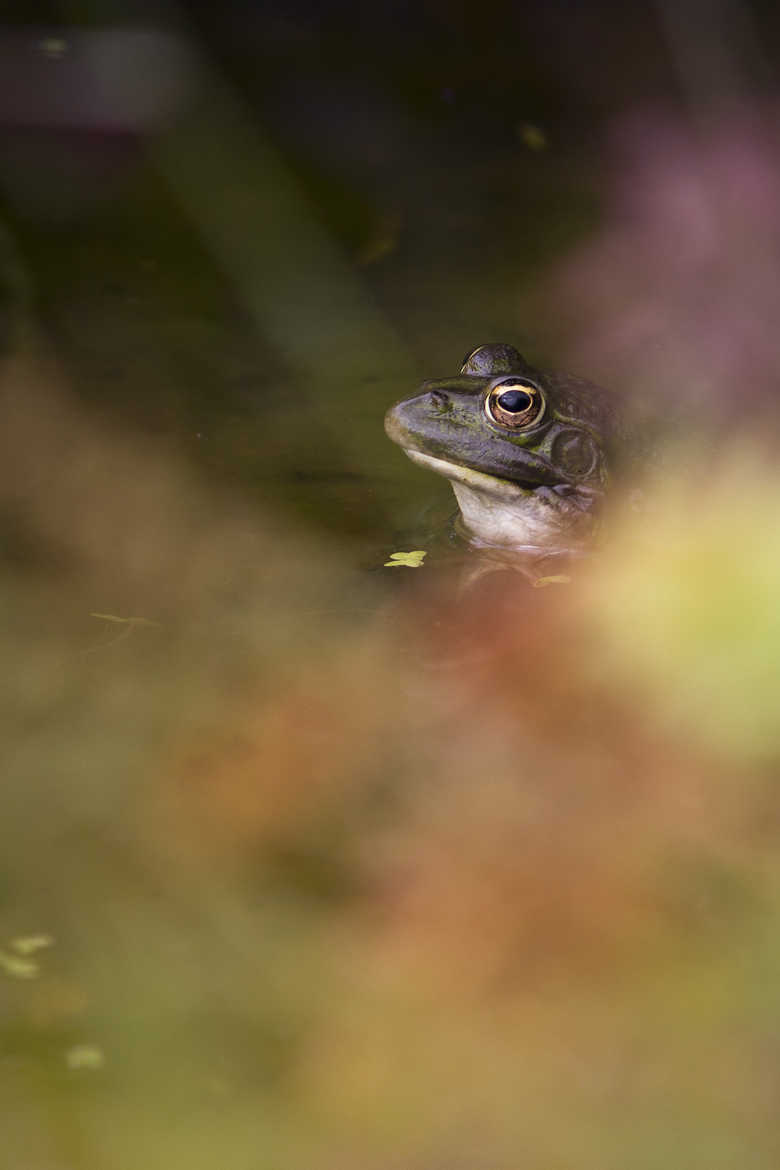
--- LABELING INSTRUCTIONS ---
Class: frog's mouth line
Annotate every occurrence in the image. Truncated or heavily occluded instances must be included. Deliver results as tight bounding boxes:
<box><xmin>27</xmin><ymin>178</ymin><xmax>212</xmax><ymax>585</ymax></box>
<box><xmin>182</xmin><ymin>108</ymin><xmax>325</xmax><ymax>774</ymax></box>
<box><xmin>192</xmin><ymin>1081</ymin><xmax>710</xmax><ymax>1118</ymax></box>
<box><xmin>402</xmin><ymin>448</ymin><xmax>600</xmax><ymax>502</ymax></box>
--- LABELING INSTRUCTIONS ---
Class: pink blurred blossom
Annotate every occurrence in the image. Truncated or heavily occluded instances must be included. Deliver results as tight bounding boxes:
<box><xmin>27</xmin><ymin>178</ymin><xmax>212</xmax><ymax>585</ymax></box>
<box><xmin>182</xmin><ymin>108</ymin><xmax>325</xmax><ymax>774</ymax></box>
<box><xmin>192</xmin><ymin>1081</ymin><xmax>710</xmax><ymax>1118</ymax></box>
<box><xmin>551</xmin><ymin>105</ymin><xmax>780</xmax><ymax>420</ymax></box>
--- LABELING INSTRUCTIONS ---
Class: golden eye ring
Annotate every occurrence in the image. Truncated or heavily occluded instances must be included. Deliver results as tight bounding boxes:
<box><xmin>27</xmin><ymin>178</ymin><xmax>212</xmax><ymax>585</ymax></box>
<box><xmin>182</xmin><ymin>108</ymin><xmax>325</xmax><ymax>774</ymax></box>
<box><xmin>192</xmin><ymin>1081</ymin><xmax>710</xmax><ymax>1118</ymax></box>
<box><xmin>485</xmin><ymin>378</ymin><xmax>545</xmax><ymax>429</ymax></box>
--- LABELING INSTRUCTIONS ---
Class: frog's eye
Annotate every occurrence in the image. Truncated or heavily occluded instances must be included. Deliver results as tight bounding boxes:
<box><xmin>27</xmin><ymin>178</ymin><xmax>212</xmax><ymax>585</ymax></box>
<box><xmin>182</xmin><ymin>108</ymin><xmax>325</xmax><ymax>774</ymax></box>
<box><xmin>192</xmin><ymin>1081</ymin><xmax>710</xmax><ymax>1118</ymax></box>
<box><xmin>485</xmin><ymin>378</ymin><xmax>545</xmax><ymax>429</ymax></box>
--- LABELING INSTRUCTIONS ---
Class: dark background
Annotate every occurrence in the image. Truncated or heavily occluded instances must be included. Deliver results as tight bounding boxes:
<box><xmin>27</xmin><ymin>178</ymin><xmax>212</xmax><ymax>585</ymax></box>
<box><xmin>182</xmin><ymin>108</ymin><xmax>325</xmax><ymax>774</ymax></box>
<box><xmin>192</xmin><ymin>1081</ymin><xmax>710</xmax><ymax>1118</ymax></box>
<box><xmin>1</xmin><ymin>0</ymin><xmax>778</xmax><ymax>546</ymax></box>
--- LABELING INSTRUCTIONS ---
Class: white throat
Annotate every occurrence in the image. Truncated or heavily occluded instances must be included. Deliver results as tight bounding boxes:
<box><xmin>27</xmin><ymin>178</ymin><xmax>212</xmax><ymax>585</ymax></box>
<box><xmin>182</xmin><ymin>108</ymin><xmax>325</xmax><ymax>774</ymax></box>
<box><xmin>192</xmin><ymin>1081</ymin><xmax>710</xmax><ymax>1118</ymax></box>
<box><xmin>403</xmin><ymin>448</ymin><xmax>595</xmax><ymax>553</ymax></box>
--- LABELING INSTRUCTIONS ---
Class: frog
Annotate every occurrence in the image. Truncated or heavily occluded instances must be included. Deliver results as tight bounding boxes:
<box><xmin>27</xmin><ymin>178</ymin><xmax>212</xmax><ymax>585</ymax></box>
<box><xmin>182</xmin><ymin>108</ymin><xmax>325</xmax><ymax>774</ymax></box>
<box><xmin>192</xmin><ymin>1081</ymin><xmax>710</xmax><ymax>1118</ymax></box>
<box><xmin>384</xmin><ymin>343</ymin><xmax>623</xmax><ymax>561</ymax></box>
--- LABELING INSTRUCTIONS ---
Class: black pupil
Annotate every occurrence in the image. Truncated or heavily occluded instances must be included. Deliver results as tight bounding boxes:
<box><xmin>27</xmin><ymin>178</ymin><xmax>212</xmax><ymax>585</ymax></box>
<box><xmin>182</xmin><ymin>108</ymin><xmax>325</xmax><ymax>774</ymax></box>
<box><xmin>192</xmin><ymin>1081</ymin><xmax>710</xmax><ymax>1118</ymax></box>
<box><xmin>497</xmin><ymin>388</ymin><xmax>533</xmax><ymax>413</ymax></box>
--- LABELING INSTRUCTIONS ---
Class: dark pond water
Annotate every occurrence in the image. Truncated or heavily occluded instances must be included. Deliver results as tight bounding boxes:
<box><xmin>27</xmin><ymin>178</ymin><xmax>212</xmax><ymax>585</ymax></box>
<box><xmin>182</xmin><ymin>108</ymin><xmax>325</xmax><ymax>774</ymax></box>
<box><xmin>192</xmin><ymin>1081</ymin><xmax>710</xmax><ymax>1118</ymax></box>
<box><xmin>0</xmin><ymin>3</ymin><xmax>627</xmax><ymax>571</ymax></box>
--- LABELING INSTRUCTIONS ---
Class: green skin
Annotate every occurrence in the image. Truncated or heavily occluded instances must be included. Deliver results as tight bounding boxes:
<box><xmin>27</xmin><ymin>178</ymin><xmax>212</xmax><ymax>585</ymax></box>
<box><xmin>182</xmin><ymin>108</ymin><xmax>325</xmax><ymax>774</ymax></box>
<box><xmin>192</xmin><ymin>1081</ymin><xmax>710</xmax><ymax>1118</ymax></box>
<box><xmin>384</xmin><ymin>343</ymin><xmax>621</xmax><ymax>555</ymax></box>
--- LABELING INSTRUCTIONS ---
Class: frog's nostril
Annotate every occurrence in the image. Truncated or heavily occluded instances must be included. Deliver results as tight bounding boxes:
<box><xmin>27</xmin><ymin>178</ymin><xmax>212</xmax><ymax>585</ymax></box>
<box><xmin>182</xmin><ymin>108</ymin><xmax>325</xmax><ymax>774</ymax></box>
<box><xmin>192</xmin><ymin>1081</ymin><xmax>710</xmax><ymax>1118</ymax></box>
<box><xmin>429</xmin><ymin>390</ymin><xmax>449</xmax><ymax>410</ymax></box>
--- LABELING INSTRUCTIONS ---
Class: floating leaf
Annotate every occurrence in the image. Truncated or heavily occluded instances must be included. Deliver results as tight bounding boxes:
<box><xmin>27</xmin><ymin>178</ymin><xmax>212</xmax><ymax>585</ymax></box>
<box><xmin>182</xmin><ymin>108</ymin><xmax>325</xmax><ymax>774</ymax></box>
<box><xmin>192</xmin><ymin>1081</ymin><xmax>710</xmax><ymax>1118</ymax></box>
<box><xmin>0</xmin><ymin>950</ymin><xmax>40</xmax><ymax>979</ymax></box>
<box><xmin>37</xmin><ymin>37</ymin><xmax>68</xmax><ymax>59</ymax></box>
<box><xmin>11</xmin><ymin>934</ymin><xmax>54</xmax><ymax>955</ymax></box>
<box><xmin>66</xmin><ymin>1044</ymin><xmax>105</xmax><ymax>1071</ymax></box>
<box><xmin>517</xmin><ymin>122</ymin><xmax>548</xmax><ymax>151</ymax></box>
<box><xmin>84</xmin><ymin>612</ymin><xmax>162</xmax><ymax>654</ymax></box>
<box><xmin>532</xmin><ymin>574</ymin><xmax>572</xmax><ymax>588</ymax></box>
<box><xmin>90</xmin><ymin>613</ymin><xmax>160</xmax><ymax>627</ymax></box>
<box><xmin>356</xmin><ymin>209</ymin><xmax>402</xmax><ymax>267</ymax></box>
<box><xmin>384</xmin><ymin>550</ymin><xmax>427</xmax><ymax>569</ymax></box>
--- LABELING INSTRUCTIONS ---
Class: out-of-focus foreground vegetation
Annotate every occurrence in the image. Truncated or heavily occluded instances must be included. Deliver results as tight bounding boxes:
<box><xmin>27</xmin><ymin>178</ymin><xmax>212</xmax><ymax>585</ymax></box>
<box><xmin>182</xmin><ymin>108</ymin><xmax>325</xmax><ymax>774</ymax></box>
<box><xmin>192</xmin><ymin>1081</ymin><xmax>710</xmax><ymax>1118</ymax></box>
<box><xmin>5</xmin><ymin>359</ymin><xmax>780</xmax><ymax>1169</ymax></box>
<box><xmin>4</xmin><ymin>2</ymin><xmax>780</xmax><ymax>1167</ymax></box>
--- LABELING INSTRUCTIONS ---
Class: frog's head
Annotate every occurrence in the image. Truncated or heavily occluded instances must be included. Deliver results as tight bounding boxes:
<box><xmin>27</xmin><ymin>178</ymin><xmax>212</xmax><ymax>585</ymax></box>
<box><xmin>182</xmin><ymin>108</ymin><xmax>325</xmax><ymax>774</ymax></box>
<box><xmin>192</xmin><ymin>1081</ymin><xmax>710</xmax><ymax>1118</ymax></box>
<box><xmin>384</xmin><ymin>343</ymin><xmax>620</xmax><ymax>553</ymax></box>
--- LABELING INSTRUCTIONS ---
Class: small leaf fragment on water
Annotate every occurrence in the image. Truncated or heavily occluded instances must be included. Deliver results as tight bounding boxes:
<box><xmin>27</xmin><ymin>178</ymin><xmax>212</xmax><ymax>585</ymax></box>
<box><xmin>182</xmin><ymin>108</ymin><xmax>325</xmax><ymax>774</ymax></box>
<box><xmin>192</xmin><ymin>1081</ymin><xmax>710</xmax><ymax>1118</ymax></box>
<box><xmin>532</xmin><ymin>574</ymin><xmax>572</xmax><ymax>588</ymax></box>
<box><xmin>11</xmin><ymin>934</ymin><xmax>54</xmax><ymax>955</ymax></box>
<box><xmin>90</xmin><ymin>613</ymin><xmax>160</xmax><ymax>627</ymax></box>
<box><xmin>0</xmin><ymin>950</ymin><xmax>40</xmax><ymax>979</ymax></box>
<box><xmin>38</xmin><ymin>37</ymin><xmax>68</xmax><ymax>58</ymax></box>
<box><xmin>384</xmin><ymin>550</ymin><xmax>427</xmax><ymax>568</ymax></box>
<box><xmin>517</xmin><ymin>122</ymin><xmax>547</xmax><ymax>150</ymax></box>
<box><xmin>66</xmin><ymin>1044</ymin><xmax>105</xmax><ymax>1071</ymax></box>
<box><xmin>356</xmin><ymin>209</ymin><xmax>402</xmax><ymax>266</ymax></box>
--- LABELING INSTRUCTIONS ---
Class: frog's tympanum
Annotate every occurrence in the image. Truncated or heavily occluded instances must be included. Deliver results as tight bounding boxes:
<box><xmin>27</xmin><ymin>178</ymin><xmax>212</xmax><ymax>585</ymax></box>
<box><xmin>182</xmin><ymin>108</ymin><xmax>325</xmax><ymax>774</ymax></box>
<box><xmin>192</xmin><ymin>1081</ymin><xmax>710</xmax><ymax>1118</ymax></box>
<box><xmin>385</xmin><ymin>343</ymin><xmax>621</xmax><ymax>558</ymax></box>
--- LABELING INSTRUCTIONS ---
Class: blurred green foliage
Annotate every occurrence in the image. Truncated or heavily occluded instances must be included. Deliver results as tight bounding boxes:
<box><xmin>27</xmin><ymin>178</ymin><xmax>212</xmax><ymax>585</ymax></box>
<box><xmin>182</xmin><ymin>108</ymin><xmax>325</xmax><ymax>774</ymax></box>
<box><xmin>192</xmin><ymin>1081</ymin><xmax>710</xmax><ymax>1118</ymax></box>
<box><xmin>3</xmin><ymin>354</ymin><xmax>780</xmax><ymax>1168</ymax></box>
